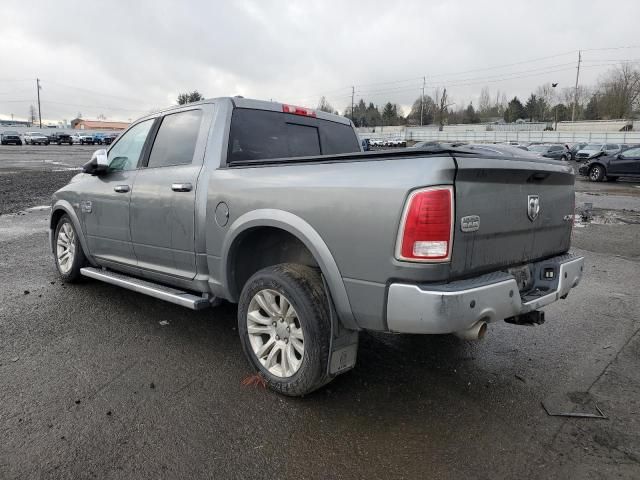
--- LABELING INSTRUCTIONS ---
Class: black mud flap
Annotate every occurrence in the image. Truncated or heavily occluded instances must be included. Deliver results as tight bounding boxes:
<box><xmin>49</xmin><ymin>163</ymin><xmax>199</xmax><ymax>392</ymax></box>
<box><xmin>322</xmin><ymin>276</ymin><xmax>359</xmax><ymax>376</ymax></box>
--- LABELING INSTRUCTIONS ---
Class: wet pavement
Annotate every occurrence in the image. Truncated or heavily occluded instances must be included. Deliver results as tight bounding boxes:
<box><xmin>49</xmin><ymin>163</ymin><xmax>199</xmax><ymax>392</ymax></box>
<box><xmin>1</xmin><ymin>147</ymin><xmax>639</xmax><ymax>479</ymax></box>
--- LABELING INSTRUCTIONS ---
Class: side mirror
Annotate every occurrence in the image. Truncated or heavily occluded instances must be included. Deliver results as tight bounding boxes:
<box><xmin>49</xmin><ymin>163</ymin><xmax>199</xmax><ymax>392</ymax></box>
<box><xmin>82</xmin><ymin>149</ymin><xmax>109</xmax><ymax>175</ymax></box>
<box><xmin>617</xmin><ymin>153</ymin><xmax>624</xmax><ymax>160</ymax></box>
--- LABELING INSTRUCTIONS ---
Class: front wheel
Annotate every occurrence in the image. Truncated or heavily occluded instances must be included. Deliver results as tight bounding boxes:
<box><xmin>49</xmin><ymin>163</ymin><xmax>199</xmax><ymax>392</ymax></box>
<box><xmin>237</xmin><ymin>264</ymin><xmax>332</xmax><ymax>396</ymax></box>
<box><xmin>53</xmin><ymin>215</ymin><xmax>87</xmax><ymax>282</ymax></box>
<box><xmin>589</xmin><ymin>165</ymin><xmax>604</xmax><ymax>182</ymax></box>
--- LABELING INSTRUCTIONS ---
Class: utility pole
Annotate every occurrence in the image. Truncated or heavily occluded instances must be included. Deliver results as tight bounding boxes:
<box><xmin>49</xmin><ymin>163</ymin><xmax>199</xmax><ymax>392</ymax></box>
<box><xmin>420</xmin><ymin>76</ymin><xmax>426</xmax><ymax>126</ymax></box>
<box><xmin>571</xmin><ymin>51</ymin><xmax>581</xmax><ymax>122</ymax></box>
<box><xmin>351</xmin><ymin>86</ymin><xmax>355</xmax><ymax>125</ymax></box>
<box><xmin>36</xmin><ymin>78</ymin><xmax>42</xmax><ymax>128</ymax></box>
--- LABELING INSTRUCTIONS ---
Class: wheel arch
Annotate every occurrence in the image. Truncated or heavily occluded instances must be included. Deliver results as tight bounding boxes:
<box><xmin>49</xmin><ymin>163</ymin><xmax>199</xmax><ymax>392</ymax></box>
<box><xmin>50</xmin><ymin>201</ymin><xmax>96</xmax><ymax>266</ymax></box>
<box><xmin>221</xmin><ymin>209</ymin><xmax>358</xmax><ymax>330</ymax></box>
<box><xmin>589</xmin><ymin>162</ymin><xmax>607</xmax><ymax>175</ymax></box>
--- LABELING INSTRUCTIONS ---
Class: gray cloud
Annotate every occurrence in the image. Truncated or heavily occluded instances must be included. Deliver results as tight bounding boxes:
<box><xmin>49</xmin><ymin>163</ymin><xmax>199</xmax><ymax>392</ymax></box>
<box><xmin>1</xmin><ymin>0</ymin><xmax>639</xmax><ymax>122</ymax></box>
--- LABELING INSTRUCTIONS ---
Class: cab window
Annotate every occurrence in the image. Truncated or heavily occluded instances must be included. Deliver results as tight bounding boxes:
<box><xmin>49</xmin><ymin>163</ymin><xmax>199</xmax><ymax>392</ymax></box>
<box><xmin>146</xmin><ymin>110</ymin><xmax>203</xmax><ymax>168</ymax></box>
<box><xmin>107</xmin><ymin>119</ymin><xmax>154</xmax><ymax>171</ymax></box>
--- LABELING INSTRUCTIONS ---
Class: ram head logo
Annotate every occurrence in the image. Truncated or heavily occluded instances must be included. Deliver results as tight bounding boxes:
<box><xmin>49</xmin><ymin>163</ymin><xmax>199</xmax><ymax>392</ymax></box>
<box><xmin>527</xmin><ymin>195</ymin><xmax>540</xmax><ymax>221</ymax></box>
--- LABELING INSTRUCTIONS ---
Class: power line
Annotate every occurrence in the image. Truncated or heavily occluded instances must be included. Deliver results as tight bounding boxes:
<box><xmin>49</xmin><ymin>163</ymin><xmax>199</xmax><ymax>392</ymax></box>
<box><xmin>304</xmin><ymin>44</ymin><xmax>640</xmax><ymax>103</ymax></box>
<box><xmin>45</xmin><ymin>80</ymin><xmax>151</xmax><ymax>106</ymax></box>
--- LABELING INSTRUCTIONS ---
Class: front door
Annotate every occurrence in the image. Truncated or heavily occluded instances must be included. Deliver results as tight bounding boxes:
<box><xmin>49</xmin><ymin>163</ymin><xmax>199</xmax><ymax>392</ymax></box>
<box><xmin>129</xmin><ymin>108</ymin><xmax>206</xmax><ymax>280</ymax></box>
<box><xmin>83</xmin><ymin>119</ymin><xmax>155</xmax><ymax>266</ymax></box>
<box><xmin>615</xmin><ymin>147</ymin><xmax>640</xmax><ymax>175</ymax></box>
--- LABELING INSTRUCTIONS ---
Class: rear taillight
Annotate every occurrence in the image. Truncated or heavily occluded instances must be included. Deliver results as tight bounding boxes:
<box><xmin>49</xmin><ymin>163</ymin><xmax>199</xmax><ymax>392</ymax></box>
<box><xmin>282</xmin><ymin>104</ymin><xmax>317</xmax><ymax>117</ymax></box>
<box><xmin>396</xmin><ymin>186</ymin><xmax>453</xmax><ymax>262</ymax></box>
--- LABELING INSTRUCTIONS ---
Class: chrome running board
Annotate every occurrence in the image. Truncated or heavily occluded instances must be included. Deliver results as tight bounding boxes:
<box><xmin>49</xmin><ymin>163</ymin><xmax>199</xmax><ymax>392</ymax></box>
<box><xmin>80</xmin><ymin>267</ymin><xmax>210</xmax><ymax>310</ymax></box>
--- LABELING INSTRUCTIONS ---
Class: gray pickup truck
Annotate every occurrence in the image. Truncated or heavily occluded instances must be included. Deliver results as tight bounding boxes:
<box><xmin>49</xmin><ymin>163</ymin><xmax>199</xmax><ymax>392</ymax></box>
<box><xmin>50</xmin><ymin>97</ymin><xmax>584</xmax><ymax>396</ymax></box>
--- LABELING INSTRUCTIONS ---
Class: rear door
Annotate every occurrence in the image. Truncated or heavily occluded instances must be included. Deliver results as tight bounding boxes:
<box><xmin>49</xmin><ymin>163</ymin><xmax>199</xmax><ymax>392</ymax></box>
<box><xmin>450</xmin><ymin>155</ymin><xmax>575</xmax><ymax>277</ymax></box>
<box><xmin>129</xmin><ymin>107</ymin><xmax>208</xmax><ymax>279</ymax></box>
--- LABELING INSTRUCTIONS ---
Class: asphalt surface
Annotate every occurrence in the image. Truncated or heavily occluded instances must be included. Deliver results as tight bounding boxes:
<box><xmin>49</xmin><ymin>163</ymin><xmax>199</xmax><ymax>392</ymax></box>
<box><xmin>1</xmin><ymin>146</ymin><xmax>639</xmax><ymax>479</ymax></box>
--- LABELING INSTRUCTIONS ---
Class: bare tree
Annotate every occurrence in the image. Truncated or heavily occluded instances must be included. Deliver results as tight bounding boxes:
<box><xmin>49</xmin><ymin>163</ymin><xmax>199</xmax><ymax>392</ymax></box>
<box><xmin>317</xmin><ymin>96</ymin><xmax>337</xmax><ymax>114</ymax></box>
<box><xmin>28</xmin><ymin>105</ymin><xmax>37</xmax><ymax>124</ymax></box>
<box><xmin>597</xmin><ymin>63</ymin><xmax>640</xmax><ymax>119</ymax></box>
<box><xmin>478</xmin><ymin>87</ymin><xmax>491</xmax><ymax>114</ymax></box>
<box><xmin>434</xmin><ymin>88</ymin><xmax>454</xmax><ymax>130</ymax></box>
<box><xmin>560</xmin><ymin>85</ymin><xmax>590</xmax><ymax>120</ymax></box>
<box><xmin>535</xmin><ymin>83</ymin><xmax>556</xmax><ymax>121</ymax></box>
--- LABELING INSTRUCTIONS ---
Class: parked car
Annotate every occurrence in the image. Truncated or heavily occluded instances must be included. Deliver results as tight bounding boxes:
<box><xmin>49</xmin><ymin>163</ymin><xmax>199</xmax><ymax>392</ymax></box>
<box><xmin>463</xmin><ymin>144</ymin><xmax>539</xmax><ymax>157</ymax></box>
<box><xmin>578</xmin><ymin>144</ymin><xmax>640</xmax><ymax>181</ymax></box>
<box><xmin>562</xmin><ymin>142</ymin><xmax>587</xmax><ymax>161</ymax></box>
<box><xmin>48</xmin><ymin>132</ymin><xmax>73</xmax><ymax>145</ymax></box>
<box><xmin>50</xmin><ymin>97</ymin><xmax>583</xmax><ymax>396</ymax></box>
<box><xmin>93</xmin><ymin>133</ymin><xmax>105</xmax><ymax>145</ymax></box>
<box><xmin>526</xmin><ymin>144</ymin><xmax>566</xmax><ymax>160</ymax></box>
<box><xmin>78</xmin><ymin>133</ymin><xmax>95</xmax><ymax>145</ymax></box>
<box><xmin>24</xmin><ymin>131</ymin><xmax>50</xmax><ymax>145</ymax></box>
<box><xmin>1</xmin><ymin>131</ymin><xmax>23</xmax><ymax>145</ymax></box>
<box><xmin>102</xmin><ymin>133</ymin><xmax>118</xmax><ymax>145</ymax></box>
<box><xmin>574</xmin><ymin>143</ymin><xmax>620</xmax><ymax>162</ymax></box>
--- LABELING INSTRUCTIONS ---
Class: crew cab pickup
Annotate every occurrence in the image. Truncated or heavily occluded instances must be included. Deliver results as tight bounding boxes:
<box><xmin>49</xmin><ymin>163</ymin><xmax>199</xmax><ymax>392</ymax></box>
<box><xmin>50</xmin><ymin>97</ymin><xmax>584</xmax><ymax>396</ymax></box>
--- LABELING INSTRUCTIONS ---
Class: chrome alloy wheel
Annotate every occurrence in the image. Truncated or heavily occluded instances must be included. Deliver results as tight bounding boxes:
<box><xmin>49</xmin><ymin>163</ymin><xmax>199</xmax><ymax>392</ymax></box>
<box><xmin>246</xmin><ymin>289</ymin><xmax>304</xmax><ymax>378</ymax></box>
<box><xmin>56</xmin><ymin>222</ymin><xmax>76</xmax><ymax>274</ymax></box>
<box><xmin>590</xmin><ymin>166</ymin><xmax>601</xmax><ymax>181</ymax></box>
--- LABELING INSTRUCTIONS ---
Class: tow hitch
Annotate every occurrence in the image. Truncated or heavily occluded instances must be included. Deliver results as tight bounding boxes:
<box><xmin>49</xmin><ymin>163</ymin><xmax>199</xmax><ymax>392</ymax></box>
<box><xmin>505</xmin><ymin>310</ymin><xmax>545</xmax><ymax>326</ymax></box>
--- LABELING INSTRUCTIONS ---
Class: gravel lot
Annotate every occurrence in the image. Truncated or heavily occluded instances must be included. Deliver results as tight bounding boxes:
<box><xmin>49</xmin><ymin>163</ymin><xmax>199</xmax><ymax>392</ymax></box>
<box><xmin>1</xmin><ymin>146</ymin><xmax>639</xmax><ymax>479</ymax></box>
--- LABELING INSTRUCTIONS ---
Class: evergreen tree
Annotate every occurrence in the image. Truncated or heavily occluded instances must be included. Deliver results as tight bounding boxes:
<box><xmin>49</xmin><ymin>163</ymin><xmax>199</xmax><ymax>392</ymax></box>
<box><xmin>504</xmin><ymin>97</ymin><xmax>526</xmax><ymax>122</ymax></box>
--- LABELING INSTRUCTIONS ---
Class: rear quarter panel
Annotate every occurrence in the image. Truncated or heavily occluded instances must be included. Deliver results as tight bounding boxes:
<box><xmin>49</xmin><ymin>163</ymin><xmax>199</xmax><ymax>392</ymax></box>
<box><xmin>205</xmin><ymin>156</ymin><xmax>456</xmax><ymax>329</ymax></box>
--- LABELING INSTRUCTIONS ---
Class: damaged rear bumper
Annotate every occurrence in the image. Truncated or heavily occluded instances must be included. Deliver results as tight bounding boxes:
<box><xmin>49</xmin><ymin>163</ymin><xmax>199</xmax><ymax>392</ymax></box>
<box><xmin>386</xmin><ymin>254</ymin><xmax>584</xmax><ymax>334</ymax></box>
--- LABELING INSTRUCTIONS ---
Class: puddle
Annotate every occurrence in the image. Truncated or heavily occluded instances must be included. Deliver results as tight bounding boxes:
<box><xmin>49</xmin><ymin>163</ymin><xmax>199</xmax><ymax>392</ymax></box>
<box><xmin>574</xmin><ymin>211</ymin><xmax>640</xmax><ymax>227</ymax></box>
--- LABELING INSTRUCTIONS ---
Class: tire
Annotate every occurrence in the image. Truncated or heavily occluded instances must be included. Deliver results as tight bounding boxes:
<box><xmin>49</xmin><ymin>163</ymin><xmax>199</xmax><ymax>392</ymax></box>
<box><xmin>561</xmin><ymin>154</ymin><xmax>569</xmax><ymax>161</ymax></box>
<box><xmin>589</xmin><ymin>165</ymin><xmax>605</xmax><ymax>182</ymax></box>
<box><xmin>237</xmin><ymin>263</ymin><xmax>332</xmax><ymax>396</ymax></box>
<box><xmin>53</xmin><ymin>215</ymin><xmax>88</xmax><ymax>283</ymax></box>
<box><xmin>58</xmin><ymin>141</ymin><xmax>62</xmax><ymax>145</ymax></box>
<box><xmin>606</xmin><ymin>176</ymin><xmax>618</xmax><ymax>182</ymax></box>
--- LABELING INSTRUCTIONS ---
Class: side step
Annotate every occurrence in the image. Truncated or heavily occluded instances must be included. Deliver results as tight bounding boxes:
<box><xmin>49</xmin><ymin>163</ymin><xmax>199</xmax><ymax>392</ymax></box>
<box><xmin>80</xmin><ymin>267</ymin><xmax>210</xmax><ymax>310</ymax></box>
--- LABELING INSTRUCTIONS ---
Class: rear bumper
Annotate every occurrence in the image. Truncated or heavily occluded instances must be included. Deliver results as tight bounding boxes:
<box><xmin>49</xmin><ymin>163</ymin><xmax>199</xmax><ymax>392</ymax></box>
<box><xmin>386</xmin><ymin>254</ymin><xmax>584</xmax><ymax>334</ymax></box>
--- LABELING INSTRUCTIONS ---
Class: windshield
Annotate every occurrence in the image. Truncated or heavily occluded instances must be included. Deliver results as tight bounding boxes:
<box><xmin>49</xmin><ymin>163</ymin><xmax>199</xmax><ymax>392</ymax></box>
<box><xmin>584</xmin><ymin>144</ymin><xmax>602</xmax><ymax>150</ymax></box>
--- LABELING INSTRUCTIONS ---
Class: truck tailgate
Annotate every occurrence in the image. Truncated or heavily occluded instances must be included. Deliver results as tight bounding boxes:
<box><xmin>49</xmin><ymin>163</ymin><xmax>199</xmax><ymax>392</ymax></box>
<box><xmin>450</xmin><ymin>156</ymin><xmax>575</xmax><ymax>277</ymax></box>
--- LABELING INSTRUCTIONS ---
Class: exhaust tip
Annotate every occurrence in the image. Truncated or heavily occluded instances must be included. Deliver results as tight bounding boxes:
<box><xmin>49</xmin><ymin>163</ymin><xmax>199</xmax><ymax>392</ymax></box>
<box><xmin>454</xmin><ymin>320</ymin><xmax>488</xmax><ymax>341</ymax></box>
<box><xmin>477</xmin><ymin>321</ymin><xmax>487</xmax><ymax>340</ymax></box>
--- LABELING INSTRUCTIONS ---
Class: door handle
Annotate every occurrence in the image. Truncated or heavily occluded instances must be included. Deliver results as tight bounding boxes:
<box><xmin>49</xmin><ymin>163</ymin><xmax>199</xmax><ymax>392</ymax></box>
<box><xmin>114</xmin><ymin>185</ymin><xmax>130</xmax><ymax>193</ymax></box>
<box><xmin>171</xmin><ymin>183</ymin><xmax>193</xmax><ymax>192</ymax></box>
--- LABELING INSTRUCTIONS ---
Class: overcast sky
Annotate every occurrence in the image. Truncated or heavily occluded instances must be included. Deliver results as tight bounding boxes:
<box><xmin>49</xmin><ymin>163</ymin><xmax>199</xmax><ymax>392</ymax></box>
<box><xmin>2</xmin><ymin>0</ymin><xmax>640</xmax><ymax>123</ymax></box>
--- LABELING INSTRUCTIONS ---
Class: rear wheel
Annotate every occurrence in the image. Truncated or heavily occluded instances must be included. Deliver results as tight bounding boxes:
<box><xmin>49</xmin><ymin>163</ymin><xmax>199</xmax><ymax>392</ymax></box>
<box><xmin>53</xmin><ymin>215</ymin><xmax>87</xmax><ymax>282</ymax></box>
<box><xmin>237</xmin><ymin>263</ymin><xmax>332</xmax><ymax>396</ymax></box>
<box><xmin>589</xmin><ymin>165</ymin><xmax>604</xmax><ymax>182</ymax></box>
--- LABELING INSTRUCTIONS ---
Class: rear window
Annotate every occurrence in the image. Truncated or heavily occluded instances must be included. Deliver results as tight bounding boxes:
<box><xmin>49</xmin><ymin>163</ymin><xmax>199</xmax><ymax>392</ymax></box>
<box><xmin>227</xmin><ymin>108</ymin><xmax>359</xmax><ymax>163</ymax></box>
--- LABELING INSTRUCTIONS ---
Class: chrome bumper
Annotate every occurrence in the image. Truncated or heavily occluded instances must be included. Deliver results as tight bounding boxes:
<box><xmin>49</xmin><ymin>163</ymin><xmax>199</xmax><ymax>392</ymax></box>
<box><xmin>386</xmin><ymin>254</ymin><xmax>584</xmax><ymax>334</ymax></box>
